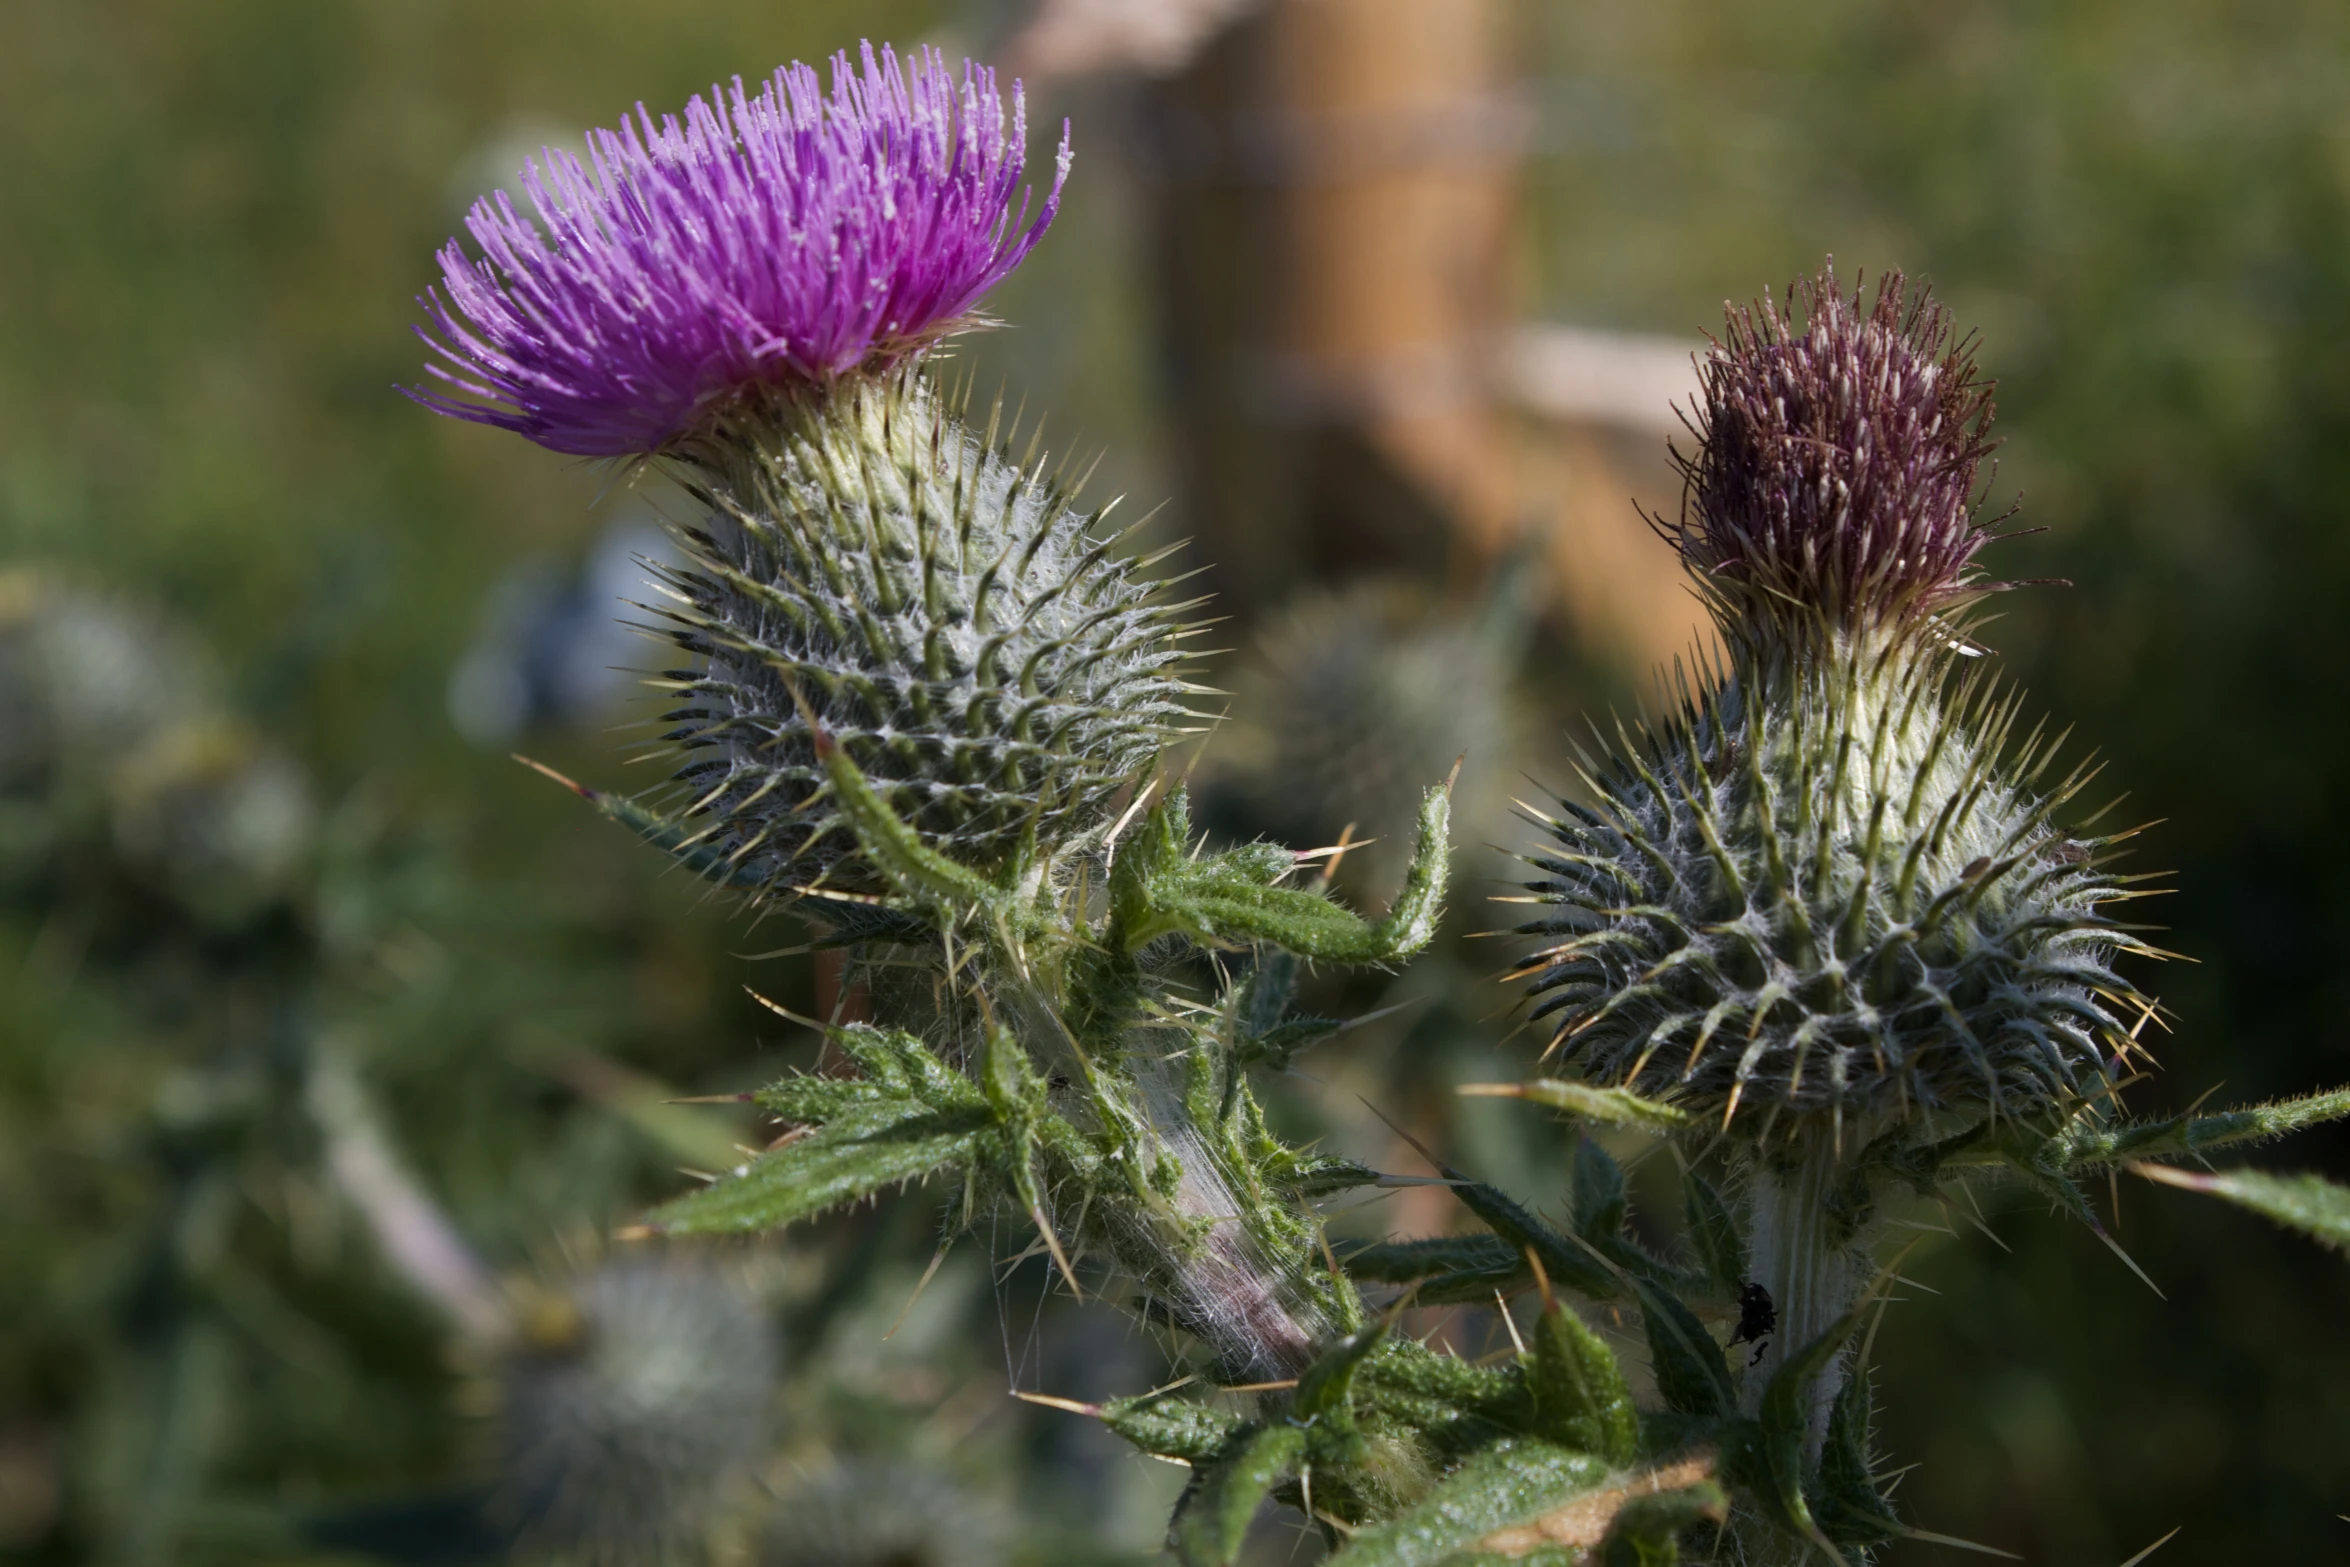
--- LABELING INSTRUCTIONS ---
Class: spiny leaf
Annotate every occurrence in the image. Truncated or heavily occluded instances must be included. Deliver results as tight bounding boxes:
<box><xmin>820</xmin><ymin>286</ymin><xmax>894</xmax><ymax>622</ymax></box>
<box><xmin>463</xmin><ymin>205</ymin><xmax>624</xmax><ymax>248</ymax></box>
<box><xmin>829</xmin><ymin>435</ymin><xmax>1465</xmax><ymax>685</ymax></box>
<box><xmin>2135</xmin><ymin>1164</ymin><xmax>2350</xmax><ymax>1253</ymax></box>
<box><xmin>1571</xmin><ymin>1138</ymin><xmax>1629</xmax><ymax>1240</ymax></box>
<box><xmin>1343</xmin><ymin>1235</ymin><xmax>1530</xmax><ymax>1305</ymax></box>
<box><xmin>1446</xmin><ymin>1176</ymin><xmax>1619</xmax><ymax>1301</ymax></box>
<box><xmin>1526</xmin><ymin>1297</ymin><xmax>1639</xmax><ymax>1464</ymax></box>
<box><xmin>1460</xmin><ymin>1078</ymin><xmax>1694</xmax><ymax>1133</ymax></box>
<box><xmin>1173</xmin><ymin>1422</ymin><xmax>1309</xmax><ymax>1567</ymax></box>
<box><xmin>1099</xmin><ymin>1390</ymin><xmax>1251</xmax><ymax>1465</ymax></box>
<box><xmin>1321</xmin><ymin>1440</ymin><xmax>1614</xmax><ymax>1567</ymax></box>
<box><xmin>1295</xmin><ymin>1320</ymin><xmax>1392</xmax><ymax>1419</ymax></box>
<box><xmin>1235</xmin><ymin>1015</ymin><xmax>1350</xmax><ymax>1071</ymax></box>
<box><xmin>1598</xmin><ymin>1480</ymin><xmax>1731</xmax><ymax>1566</ymax></box>
<box><xmin>1240</xmin><ymin>946</ymin><xmax>1301</xmax><ymax>1037</ymax></box>
<box><xmin>1760</xmin><ymin>1305</ymin><xmax>1870</xmax><ymax>1449</ymax></box>
<box><xmin>1350</xmin><ymin>1338</ymin><xmax>1529</xmax><ymax>1451</ymax></box>
<box><xmin>646</xmin><ymin>1106</ymin><xmax>989</xmax><ymax>1234</ymax></box>
<box><xmin>516</xmin><ymin>757</ymin><xmax>770</xmax><ymax>893</ymax></box>
<box><xmin>2053</xmin><ymin>1086</ymin><xmax>2350</xmax><ymax>1168</ymax></box>
<box><xmin>1683</xmin><ymin>1175</ymin><xmax>1745</xmax><ymax>1300</ymax></box>
<box><xmin>653</xmin><ymin>1024</ymin><xmax>1003</xmax><ymax>1235</ymax></box>
<box><xmin>1725</xmin><ymin>1304</ymin><xmax>1874</xmax><ymax>1554</ymax></box>
<box><xmin>1811</xmin><ymin>1366</ymin><xmax>1903</xmax><ymax>1545</ymax></box>
<box><xmin>1123</xmin><ymin>783</ymin><xmax>1451</xmax><ymax>962</ymax></box>
<box><xmin>1630</xmin><ymin>1276</ymin><xmax>1732</xmax><ymax>1420</ymax></box>
<box><xmin>1270</xmin><ymin>1152</ymin><xmax>1383</xmax><ymax>1199</ymax></box>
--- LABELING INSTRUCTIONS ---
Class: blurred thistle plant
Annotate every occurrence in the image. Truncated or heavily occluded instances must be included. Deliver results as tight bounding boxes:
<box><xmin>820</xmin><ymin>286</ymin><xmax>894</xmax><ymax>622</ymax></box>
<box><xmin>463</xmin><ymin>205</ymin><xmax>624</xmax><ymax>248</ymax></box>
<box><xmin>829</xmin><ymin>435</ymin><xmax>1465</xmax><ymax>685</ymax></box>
<box><xmin>411</xmin><ymin>42</ymin><xmax>2350</xmax><ymax>1566</ymax></box>
<box><xmin>0</xmin><ymin>569</ymin><xmax>314</xmax><ymax>916</ymax></box>
<box><xmin>491</xmin><ymin>1254</ymin><xmax>777</xmax><ymax>1565</ymax></box>
<box><xmin>758</xmin><ymin>1459</ymin><xmax>1001</xmax><ymax>1567</ymax></box>
<box><xmin>1217</xmin><ymin>571</ymin><xmax>1533</xmax><ymax>900</ymax></box>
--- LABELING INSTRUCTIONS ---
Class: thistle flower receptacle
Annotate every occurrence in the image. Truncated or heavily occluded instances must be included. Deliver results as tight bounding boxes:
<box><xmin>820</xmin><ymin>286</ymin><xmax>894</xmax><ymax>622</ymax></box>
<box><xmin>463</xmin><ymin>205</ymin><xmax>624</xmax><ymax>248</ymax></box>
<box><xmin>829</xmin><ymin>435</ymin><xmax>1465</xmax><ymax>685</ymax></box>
<box><xmin>648</xmin><ymin>378</ymin><xmax>1197</xmax><ymax>900</ymax></box>
<box><xmin>1514</xmin><ymin>267</ymin><xmax>2158</xmax><ymax>1443</ymax></box>
<box><xmin>412</xmin><ymin>43</ymin><xmax>1068</xmax><ymax>457</ymax></box>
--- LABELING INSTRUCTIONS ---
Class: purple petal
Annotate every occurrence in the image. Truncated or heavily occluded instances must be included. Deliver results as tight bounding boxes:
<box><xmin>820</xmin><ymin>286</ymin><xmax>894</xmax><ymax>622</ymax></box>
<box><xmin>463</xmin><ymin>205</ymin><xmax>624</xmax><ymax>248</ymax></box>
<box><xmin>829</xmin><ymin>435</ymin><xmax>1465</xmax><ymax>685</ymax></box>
<box><xmin>407</xmin><ymin>43</ymin><xmax>1070</xmax><ymax>456</ymax></box>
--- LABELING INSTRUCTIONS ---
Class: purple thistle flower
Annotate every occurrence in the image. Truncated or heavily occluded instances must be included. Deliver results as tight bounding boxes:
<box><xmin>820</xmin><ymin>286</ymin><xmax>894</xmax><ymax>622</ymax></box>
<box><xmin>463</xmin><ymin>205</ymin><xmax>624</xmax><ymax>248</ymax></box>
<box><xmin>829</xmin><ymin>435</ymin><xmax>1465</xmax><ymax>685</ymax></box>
<box><xmin>409</xmin><ymin>43</ymin><xmax>1069</xmax><ymax>456</ymax></box>
<box><xmin>1660</xmin><ymin>264</ymin><xmax>2012</xmax><ymax>642</ymax></box>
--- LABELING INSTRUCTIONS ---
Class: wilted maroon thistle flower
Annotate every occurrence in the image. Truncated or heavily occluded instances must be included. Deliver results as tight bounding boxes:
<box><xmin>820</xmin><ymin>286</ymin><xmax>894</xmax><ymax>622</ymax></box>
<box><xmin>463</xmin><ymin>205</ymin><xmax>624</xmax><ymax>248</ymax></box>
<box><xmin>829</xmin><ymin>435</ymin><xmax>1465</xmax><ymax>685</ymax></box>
<box><xmin>409</xmin><ymin>43</ymin><xmax>1068</xmax><ymax>456</ymax></box>
<box><xmin>1520</xmin><ymin>267</ymin><xmax>2153</xmax><ymax>1446</ymax></box>
<box><xmin>1660</xmin><ymin>265</ymin><xmax>2007</xmax><ymax>646</ymax></box>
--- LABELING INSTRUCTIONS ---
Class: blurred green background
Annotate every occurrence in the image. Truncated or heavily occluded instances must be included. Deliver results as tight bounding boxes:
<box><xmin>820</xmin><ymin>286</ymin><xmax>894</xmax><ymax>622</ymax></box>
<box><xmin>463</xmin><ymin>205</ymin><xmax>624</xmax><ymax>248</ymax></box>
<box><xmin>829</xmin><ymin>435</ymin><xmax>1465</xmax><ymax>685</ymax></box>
<box><xmin>2</xmin><ymin>1</ymin><xmax>2347</xmax><ymax>1563</ymax></box>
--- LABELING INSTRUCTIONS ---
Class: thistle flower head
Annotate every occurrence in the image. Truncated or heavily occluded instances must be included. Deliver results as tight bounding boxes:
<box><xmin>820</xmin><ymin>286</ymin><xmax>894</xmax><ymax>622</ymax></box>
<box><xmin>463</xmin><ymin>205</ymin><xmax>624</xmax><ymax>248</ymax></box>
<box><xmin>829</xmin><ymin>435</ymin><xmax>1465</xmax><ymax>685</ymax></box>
<box><xmin>1664</xmin><ymin>265</ymin><xmax>2004</xmax><ymax>651</ymax></box>
<box><xmin>411</xmin><ymin>42</ymin><xmax>1068</xmax><ymax>456</ymax></box>
<box><xmin>1518</xmin><ymin>271</ymin><xmax>2155</xmax><ymax>1141</ymax></box>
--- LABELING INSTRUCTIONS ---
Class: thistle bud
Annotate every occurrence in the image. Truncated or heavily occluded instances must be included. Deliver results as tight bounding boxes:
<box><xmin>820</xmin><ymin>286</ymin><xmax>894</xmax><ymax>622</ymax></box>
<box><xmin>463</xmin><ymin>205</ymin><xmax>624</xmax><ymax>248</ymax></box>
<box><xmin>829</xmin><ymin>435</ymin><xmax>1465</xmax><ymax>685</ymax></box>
<box><xmin>1518</xmin><ymin>266</ymin><xmax>2150</xmax><ymax>1138</ymax></box>
<box><xmin>1513</xmin><ymin>268</ymin><xmax>2159</xmax><ymax>1442</ymax></box>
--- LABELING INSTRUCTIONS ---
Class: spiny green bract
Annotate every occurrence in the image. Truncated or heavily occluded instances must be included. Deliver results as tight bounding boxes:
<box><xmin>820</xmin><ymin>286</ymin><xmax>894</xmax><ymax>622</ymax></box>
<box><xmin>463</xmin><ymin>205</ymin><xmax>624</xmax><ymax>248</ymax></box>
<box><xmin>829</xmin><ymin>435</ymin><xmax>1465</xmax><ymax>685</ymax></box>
<box><xmin>493</xmin><ymin>1255</ymin><xmax>776</xmax><ymax>1564</ymax></box>
<box><xmin>647</xmin><ymin>375</ymin><xmax>1197</xmax><ymax>900</ymax></box>
<box><xmin>1517</xmin><ymin>637</ymin><xmax>2156</xmax><ymax>1130</ymax></box>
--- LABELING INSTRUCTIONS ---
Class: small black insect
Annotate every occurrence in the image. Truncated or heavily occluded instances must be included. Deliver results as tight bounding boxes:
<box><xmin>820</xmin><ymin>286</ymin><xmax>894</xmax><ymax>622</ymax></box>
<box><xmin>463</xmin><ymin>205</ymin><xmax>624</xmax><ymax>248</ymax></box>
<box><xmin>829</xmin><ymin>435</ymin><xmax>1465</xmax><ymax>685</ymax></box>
<box><xmin>1727</xmin><ymin>1282</ymin><xmax>1776</xmax><ymax>1367</ymax></box>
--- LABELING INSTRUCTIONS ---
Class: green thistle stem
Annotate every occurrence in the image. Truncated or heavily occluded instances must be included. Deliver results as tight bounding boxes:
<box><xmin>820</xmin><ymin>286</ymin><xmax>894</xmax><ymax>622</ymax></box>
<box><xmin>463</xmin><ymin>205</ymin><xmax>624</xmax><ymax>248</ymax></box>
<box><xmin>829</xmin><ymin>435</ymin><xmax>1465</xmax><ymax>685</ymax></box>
<box><xmin>1741</xmin><ymin>1135</ymin><xmax>1874</xmax><ymax>1456</ymax></box>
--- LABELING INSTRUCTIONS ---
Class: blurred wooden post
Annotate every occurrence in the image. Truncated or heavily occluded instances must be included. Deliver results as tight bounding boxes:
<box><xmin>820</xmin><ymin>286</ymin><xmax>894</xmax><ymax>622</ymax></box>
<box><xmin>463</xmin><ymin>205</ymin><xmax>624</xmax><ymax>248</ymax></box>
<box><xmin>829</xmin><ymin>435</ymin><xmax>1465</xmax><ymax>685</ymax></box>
<box><xmin>1007</xmin><ymin>0</ymin><xmax>1715</xmax><ymax>672</ymax></box>
<box><xmin>1140</xmin><ymin>0</ymin><xmax>1521</xmax><ymax>620</ymax></box>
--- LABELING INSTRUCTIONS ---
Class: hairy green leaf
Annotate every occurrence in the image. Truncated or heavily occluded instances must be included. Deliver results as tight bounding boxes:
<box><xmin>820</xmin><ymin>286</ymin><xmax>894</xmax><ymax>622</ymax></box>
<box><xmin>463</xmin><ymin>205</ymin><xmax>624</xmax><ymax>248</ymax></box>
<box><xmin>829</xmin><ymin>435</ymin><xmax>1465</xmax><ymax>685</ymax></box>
<box><xmin>2137</xmin><ymin>1164</ymin><xmax>2350</xmax><ymax>1253</ymax></box>
<box><xmin>1683</xmin><ymin>1175</ymin><xmax>1744</xmax><ymax>1301</ymax></box>
<box><xmin>1727</xmin><ymin>1305</ymin><xmax>1872</xmax><ymax>1552</ymax></box>
<box><xmin>1526</xmin><ymin>1298</ymin><xmax>1639</xmax><ymax>1464</ymax></box>
<box><xmin>653</xmin><ymin>1023</ymin><xmax>1001</xmax><ymax>1235</ymax></box>
<box><xmin>1101</xmin><ymin>1391</ymin><xmax>1251</xmax><ymax>1465</ymax></box>
<box><xmin>1121</xmin><ymin>785</ymin><xmax>1451</xmax><ymax>961</ymax></box>
<box><xmin>1445</xmin><ymin>1175</ymin><xmax>1619</xmax><ymax>1301</ymax></box>
<box><xmin>2055</xmin><ymin>1087</ymin><xmax>2350</xmax><ymax>1168</ymax></box>
<box><xmin>1322</xmin><ymin>1440</ymin><xmax>1613</xmax><ymax>1567</ymax></box>
<box><xmin>1460</xmin><ymin>1078</ymin><xmax>1694</xmax><ymax>1133</ymax></box>
<box><xmin>1174</xmin><ymin>1422</ymin><xmax>1309</xmax><ymax>1567</ymax></box>
<box><xmin>1296</xmin><ymin>1320</ymin><xmax>1392</xmax><ymax>1419</ymax></box>
<box><xmin>1811</xmin><ymin>1366</ymin><xmax>1903</xmax><ymax>1545</ymax></box>
<box><xmin>1571</xmin><ymin>1138</ymin><xmax>1629</xmax><ymax>1240</ymax></box>
<box><xmin>1344</xmin><ymin>1234</ymin><xmax>1530</xmax><ymax>1304</ymax></box>
<box><xmin>646</xmin><ymin>1106</ymin><xmax>988</xmax><ymax>1234</ymax></box>
<box><xmin>1630</xmin><ymin>1277</ymin><xmax>1732</xmax><ymax>1420</ymax></box>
